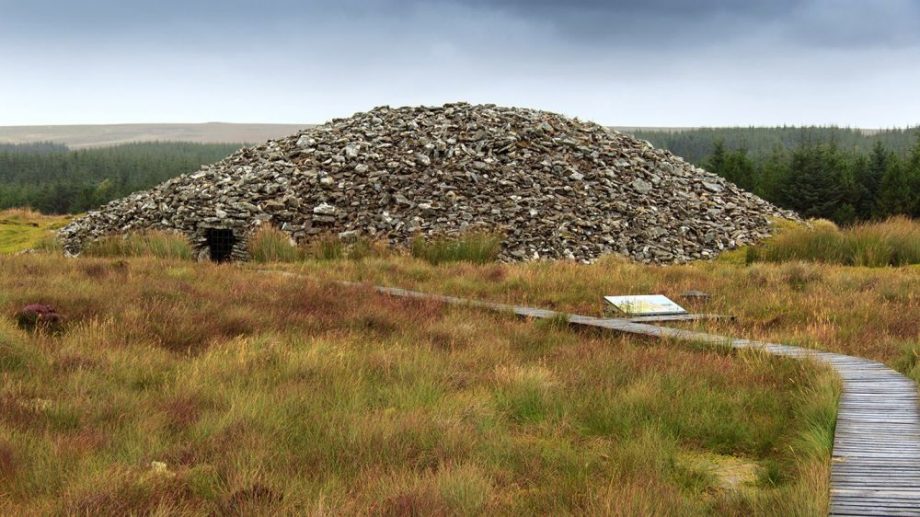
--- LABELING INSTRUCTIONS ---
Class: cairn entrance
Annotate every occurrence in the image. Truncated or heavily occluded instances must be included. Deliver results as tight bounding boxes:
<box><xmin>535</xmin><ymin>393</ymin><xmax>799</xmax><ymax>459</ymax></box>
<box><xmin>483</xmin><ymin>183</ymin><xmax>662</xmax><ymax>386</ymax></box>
<box><xmin>205</xmin><ymin>228</ymin><xmax>236</xmax><ymax>262</ymax></box>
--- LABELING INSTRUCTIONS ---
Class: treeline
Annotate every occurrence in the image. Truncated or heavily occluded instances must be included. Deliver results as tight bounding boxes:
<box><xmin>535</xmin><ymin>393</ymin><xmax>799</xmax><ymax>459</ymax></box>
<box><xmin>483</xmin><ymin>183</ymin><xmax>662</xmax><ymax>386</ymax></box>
<box><xmin>631</xmin><ymin>126</ymin><xmax>920</xmax><ymax>164</ymax></box>
<box><xmin>1</xmin><ymin>130</ymin><xmax>917</xmax><ymax>224</ymax></box>
<box><xmin>0</xmin><ymin>142</ymin><xmax>241</xmax><ymax>214</ymax></box>
<box><xmin>630</xmin><ymin>127</ymin><xmax>920</xmax><ymax>224</ymax></box>
<box><xmin>698</xmin><ymin>138</ymin><xmax>919</xmax><ymax>223</ymax></box>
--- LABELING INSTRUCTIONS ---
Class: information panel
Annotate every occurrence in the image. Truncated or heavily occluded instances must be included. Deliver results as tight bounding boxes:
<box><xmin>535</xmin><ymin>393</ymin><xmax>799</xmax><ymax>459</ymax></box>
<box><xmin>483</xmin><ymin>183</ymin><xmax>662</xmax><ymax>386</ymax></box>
<box><xmin>604</xmin><ymin>294</ymin><xmax>688</xmax><ymax>316</ymax></box>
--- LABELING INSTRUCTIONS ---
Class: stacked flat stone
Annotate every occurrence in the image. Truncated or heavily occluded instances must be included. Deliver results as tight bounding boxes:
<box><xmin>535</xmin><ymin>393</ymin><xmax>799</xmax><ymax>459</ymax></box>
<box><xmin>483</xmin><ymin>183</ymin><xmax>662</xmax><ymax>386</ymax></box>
<box><xmin>59</xmin><ymin>103</ymin><xmax>797</xmax><ymax>263</ymax></box>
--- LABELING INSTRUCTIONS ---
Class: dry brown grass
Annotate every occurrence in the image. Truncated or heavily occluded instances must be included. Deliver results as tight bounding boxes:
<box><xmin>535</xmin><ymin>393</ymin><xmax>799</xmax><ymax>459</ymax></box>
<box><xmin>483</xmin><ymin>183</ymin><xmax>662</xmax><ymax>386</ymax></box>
<box><xmin>745</xmin><ymin>217</ymin><xmax>920</xmax><ymax>266</ymax></box>
<box><xmin>280</xmin><ymin>255</ymin><xmax>919</xmax><ymax>381</ymax></box>
<box><xmin>83</xmin><ymin>231</ymin><xmax>193</xmax><ymax>260</ymax></box>
<box><xmin>0</xmin><ymin>254</ymin><xmax>839</xmax><ymax>515</ymax></box>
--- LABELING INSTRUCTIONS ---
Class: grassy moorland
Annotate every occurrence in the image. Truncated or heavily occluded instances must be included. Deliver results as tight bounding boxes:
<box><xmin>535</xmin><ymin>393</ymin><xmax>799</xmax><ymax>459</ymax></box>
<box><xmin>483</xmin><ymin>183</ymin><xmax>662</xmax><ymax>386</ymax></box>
<box><xmin>1</xmin><ymin>219</ymin><xmax>917</xmax><ymax>515</ymax></box>
<box><xmin>0</xmin><ymin>254</ymin><xmax>838</xmax><ymax>515</ymax></box>
<box><xmin>280</xmin><ymin>254</ymin><xmax>919</xmax><ymax>378</ymax></box>
<box><xmin>0</xmin><ymin>209</ymin><xmax>69</xmax><ymax>254</ymax></box>
<box><xmin>270</xmin><ymin>220</ymin><xmax>920</xmax><ymax>383</ymax></box>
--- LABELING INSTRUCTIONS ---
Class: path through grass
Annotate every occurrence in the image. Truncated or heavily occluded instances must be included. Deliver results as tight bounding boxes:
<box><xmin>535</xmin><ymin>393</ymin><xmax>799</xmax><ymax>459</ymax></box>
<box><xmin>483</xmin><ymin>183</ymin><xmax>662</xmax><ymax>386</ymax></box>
<box><xmin>0</xmin><ymin>255</ymin><xmax>838</xmax><ymax>515</ymax></box>
<box><xmin>279</xmin><ymin>254</ymin><xmax>919</xmax><ymax>384</ymax></box>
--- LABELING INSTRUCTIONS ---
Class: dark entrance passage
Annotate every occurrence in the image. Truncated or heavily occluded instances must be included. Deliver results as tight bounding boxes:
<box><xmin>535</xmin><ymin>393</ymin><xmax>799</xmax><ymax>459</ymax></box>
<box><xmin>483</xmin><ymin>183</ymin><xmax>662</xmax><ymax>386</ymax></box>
<box><xmin>205</xmin><ymin>228</ymin><xmax>236</xmax><ymax>262</ymax></box>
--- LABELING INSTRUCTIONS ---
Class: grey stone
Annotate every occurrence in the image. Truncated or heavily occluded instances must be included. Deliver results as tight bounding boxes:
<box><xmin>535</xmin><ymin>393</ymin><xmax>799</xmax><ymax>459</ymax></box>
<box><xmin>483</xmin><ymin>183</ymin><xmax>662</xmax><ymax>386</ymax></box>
<box><xmin>338</xmin><ymin>230</ymin><xmax>359</xmax><ymax>242</ymax></box>
<box><xmin>57</xmin><ymin>102</ymin><xmax>798</xmax><ymax>264</ymax></box>
<box><xmin>702</xmin><ymin>181</ymin><xmax>724</xmax><ymax>193</ymax></box>
<box><xmin>631</xmin><ymin>179</ymin><xmax>653</xmax><ymax>194</ymax></box>
<box><xmin>312</xmin><ymin>203</ymin><xmax>337</xmax><ymax>216</ymax></box>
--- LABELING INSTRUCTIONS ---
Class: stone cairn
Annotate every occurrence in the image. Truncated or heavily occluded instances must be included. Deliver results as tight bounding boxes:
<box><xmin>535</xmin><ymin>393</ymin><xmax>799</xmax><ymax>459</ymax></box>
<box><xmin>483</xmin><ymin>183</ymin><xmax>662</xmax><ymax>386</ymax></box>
<box><xmin>59</xmin><ymin>103</ymin><xmax>797</xmax><ymax>263</ymax></box>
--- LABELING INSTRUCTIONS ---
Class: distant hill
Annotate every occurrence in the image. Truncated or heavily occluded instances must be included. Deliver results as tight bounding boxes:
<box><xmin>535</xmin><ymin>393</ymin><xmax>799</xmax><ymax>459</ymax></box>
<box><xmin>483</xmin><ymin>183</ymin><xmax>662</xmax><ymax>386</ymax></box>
<box><xmin>0</xmin><ymin>123</ymin><xmax>311</xmax><ymax>149</ymax></box>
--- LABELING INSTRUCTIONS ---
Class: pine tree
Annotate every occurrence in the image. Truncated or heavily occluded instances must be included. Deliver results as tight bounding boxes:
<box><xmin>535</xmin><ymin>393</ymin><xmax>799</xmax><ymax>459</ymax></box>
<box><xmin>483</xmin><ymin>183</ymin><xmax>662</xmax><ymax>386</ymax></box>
<box><xmin>876</xmin><ymin>160</ymin><xmax>913</xmax><ymax>217</ymax></box>
<box><xmin>724</xmin><ymin>148</ymin><xmax>756</xmax><ymax>191</ymax></box>
<box><xmin>704</xmin><ymin>141</ymin><xmax>757</xmax><ymax>191</ymax></box>
<box><xmin>754</xmin><ymin>146</ymin><xmax>790</xmax><ymax>202</ymax></box>
<box><xmin>706</xmin><ymin>140</ymin><xmax>728</xmax><ymax>175</ymax></box>
<box><xmin>907</xmin><ymin>134</ymin><xmax>920</xmax><ymax>217</ymax></box>
<box><xmin>778</xmin><ymin>143</ymin><xmax>848</xmax><ymax>221</ymax></box>
<box><xmin>855</xmin><ymin>141</ymin><xmax>890</xmax><ymax>218</ymax></box>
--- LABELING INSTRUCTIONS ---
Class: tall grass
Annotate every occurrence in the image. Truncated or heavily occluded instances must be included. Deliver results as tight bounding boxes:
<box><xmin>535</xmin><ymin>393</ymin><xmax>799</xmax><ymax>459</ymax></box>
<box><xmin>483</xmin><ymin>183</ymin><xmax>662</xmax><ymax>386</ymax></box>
<box><xmin>411</xmin><ymin>232</ymin><xmax>502</xmax><ymax>265</ymax></box>
<box><xmin>747</xmin><ymin>217</ymin><xmax>920</xmax><ymax>267</ymax></box>
<box><xmin>304</xmin><ymin>234</ymin><xmax>345</xmax><ymax>260</ymax></box>
<box><xmin>248</xmin><ymin>227</ymin><xmax>393</xmax><ymax>262</ymax></box>
<box><xmin>34</xmin><ymin>234</ymin><xmax>63</xmax><ymax>254</ymax></box>
<box><xmin>0</xmin><ymin>254</ymin><xmax>841</xmax><ymax>514</ymax></box>
<box><xmin>247</xmin><ymin>226</ymin><xmax>302</xmax><ymax>263</ymax></box>
<box><xmin>84</xmin><ymin>231</ymin><xmax>193</xmax><ymax>260</ymax></box>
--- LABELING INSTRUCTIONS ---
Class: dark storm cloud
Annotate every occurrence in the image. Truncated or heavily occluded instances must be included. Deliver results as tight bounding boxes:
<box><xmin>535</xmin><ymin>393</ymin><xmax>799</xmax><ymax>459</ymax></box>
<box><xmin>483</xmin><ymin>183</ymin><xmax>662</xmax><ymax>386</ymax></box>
<box><xmin>1</xmin><ymin>0</ymin><xmax>919</xmax><ymax>126</ymax></box>
<box><xmin>450</xmin><ymin>0</ymin><xmax>920</xmax><ymax>49</ymax></box>
<box><xmin>3</xmin><ymin>0</ymin><xmax>918</xmax><ymax>50</ymax></box>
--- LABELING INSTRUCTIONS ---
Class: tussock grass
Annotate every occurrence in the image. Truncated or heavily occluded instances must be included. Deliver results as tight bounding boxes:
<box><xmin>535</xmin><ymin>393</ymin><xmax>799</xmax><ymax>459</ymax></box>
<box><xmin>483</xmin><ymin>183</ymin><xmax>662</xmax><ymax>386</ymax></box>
<box><xmin>302</xmin><ymin>234</ymin><xmax>392</xmax><ymax>261</ymax></box>
<box><xmin>746</xmin><ymin>217</ymin><xmax>920</xmax><ymax>266</ymax></box>
<box><xmin>411</xmin><ymin>231</ymin><xmax>502</xmax><ymax>265</ymax></box>
<box><xmin>346</xmin><ymin>237</ymin><xmax>392</xmax><ymax>261</ymax></box>
<box><xmin>247</xmin><ymin>226</ymin><xmax>301</xmax><ymax>263</ymax></box>
<box><xmin>34</xmin><ymin>234</ymin><xmax>63</xmax><ymax>253</ymax></box>
<box><xmin>0</xmin><ymin>254</ymin><xmax>841</xmax><ymax>514</ymax></box>
<box><xmin>84</xmin><ymin>231</ymin><xmax>193</xmax><ymax>260</ymax></box>
<box><xmin>248</xmin><ymin>227</ymin><xmax>393</xmax><ymax>263</ymax></box>
<box><xmin>896</xmin><ymin>341</ymin><xmax>920</xmax><ymax>387</ymax></box>
<box><xmin>303</xmin><ymin>234</ymin><xmax>345</xmax><ymax>261</ymax></box>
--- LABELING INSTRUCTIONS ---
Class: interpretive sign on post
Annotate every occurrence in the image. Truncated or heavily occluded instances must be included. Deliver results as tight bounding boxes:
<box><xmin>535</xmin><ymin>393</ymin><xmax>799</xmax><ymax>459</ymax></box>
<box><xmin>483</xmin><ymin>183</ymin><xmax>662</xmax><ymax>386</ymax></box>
<box><xmin>604</xmin><ymin>295</ymin><xmax>688</xmax><ymax>316</ymax></box>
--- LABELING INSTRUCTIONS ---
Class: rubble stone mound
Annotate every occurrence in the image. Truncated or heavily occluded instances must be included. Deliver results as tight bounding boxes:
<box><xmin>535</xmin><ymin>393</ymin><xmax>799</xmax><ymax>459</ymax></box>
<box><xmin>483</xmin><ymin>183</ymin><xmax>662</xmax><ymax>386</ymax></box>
<box><xmin>59</xmin><ymin>103</ymin><xmax>797</xmax><ymax>263</ymax></box>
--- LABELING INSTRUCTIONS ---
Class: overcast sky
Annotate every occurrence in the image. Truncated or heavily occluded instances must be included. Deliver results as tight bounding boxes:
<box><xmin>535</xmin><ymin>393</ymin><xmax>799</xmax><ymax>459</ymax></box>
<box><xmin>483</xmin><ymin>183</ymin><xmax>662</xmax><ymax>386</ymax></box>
<box><xmin>2</xmin><ymin>0</ymin><xmax>919</xmax><ymax>127</ymax></box>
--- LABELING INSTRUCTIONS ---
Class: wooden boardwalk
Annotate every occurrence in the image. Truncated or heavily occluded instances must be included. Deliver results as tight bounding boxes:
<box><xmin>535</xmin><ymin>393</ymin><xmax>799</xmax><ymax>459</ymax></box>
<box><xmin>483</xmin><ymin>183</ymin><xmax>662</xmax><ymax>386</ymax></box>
<box><xmin>364</xmin><ymin>284</ymin><xmax>920</xmax><ymax>516</ymax></box>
